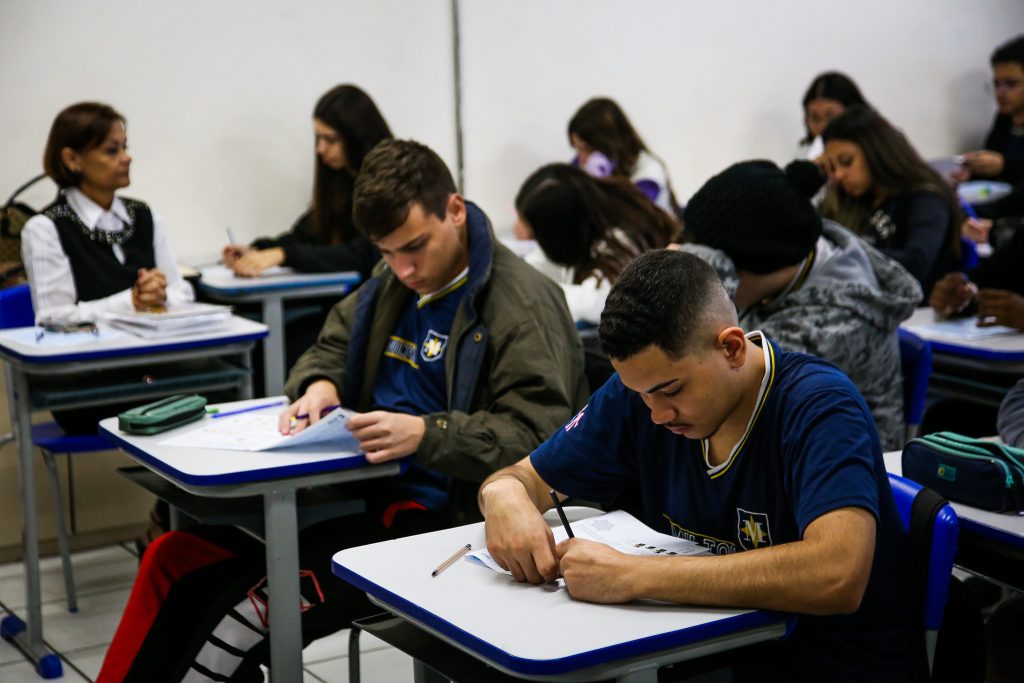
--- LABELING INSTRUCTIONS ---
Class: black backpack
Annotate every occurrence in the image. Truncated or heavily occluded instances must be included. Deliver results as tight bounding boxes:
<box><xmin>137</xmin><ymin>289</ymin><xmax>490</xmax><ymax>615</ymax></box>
<box><xmin>0</xmin><ymin>173</ymin><xmax>49</xmax><ymax>284</ymax></box>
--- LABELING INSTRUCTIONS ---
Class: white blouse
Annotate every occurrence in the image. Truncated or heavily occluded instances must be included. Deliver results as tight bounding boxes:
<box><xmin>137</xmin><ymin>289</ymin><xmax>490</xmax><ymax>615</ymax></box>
<box><xmin>22</xmin><ymin>187</ymin><xmax>194</xmax><ymax>323</ymax></box>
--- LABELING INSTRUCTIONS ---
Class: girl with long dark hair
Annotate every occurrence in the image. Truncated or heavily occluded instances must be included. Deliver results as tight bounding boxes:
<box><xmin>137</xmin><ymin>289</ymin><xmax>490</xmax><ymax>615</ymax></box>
<box><xmin>515</xmin><ymin>163</ymin><xmax>677</xmax><ymax>324</ymax></box>
<box><xmin>223</xmin><ymin>84</ymin><xmax>391</xmax><ymax>278</ymax></box>
<box><xmin>798</xmin><ymin>72</ymin><xmax>870</xmax><ymax>159</ymax></box>
<box><xmin>567</xmin><ymin>97</ymin><xmax>678</xmax><ymax>214</ymax></box>
<box><xmin>820</xmin><ymin>105</ymin><xmax>960</xmax><ymax>297</ymax></box>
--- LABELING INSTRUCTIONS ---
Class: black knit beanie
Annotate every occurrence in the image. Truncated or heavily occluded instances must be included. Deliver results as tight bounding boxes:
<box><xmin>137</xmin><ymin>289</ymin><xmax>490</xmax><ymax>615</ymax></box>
<box><xmin>682</xmin><ymin>160</ymin><xmax>825</xmax><ymax>274</ymax></box>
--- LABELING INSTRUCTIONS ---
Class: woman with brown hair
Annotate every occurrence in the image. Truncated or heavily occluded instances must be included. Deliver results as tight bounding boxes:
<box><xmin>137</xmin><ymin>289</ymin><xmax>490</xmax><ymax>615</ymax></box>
<box><xmin>567</xmin><ymin>97</ymin><xmax>678</xmax><ymax>214</ymax></box>
<box><xmin>222</xmin><ymin>84</ymin><xmax>391</xmax><ymax>279</ymax></box>
<box><xmin>515</xmin><ymin>163</ymin><xmax>677</xmax><ymax>325</ymax></box>
<box><xmin>820</xmin><ymin>105</ymin><xmax>961</xmax><ymax>297</ymax></box>
<box><xmin>23</xmin><ymin>101</ymin><xmax>194</xmax><ymax>325</ymax></box>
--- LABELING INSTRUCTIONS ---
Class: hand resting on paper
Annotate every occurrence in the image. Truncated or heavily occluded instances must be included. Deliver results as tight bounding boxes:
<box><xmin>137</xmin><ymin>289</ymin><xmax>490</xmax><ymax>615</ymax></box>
<box><xmin>977</xmin><ymin>289</ymin><xmax>1024</xmax><ymax>330</ymax></box>
<box><xmin>347</xmin><ymin>411</ymin><xmax>425</xmax><ymax>463</ymax></box>
<box><xmin>278</xmin><ymin>379</ymin><xmax>341</xmax><ymax>434</ymax></box>
<box><xmin>132</xmin><ymin>268</ymin><xmax>167</xmax><ymax>311</ymax></box>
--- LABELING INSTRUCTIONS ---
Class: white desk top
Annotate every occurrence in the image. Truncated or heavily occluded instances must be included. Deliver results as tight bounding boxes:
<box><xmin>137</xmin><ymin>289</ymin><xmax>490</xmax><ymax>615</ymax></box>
<box><xmin>198</xmin><ymin>265</ymin><xmax>361</xmax><ymax>295</ymax></box>
<box><xmin>99</xmin><ymin>399</ymin><xmax>373</xmax><ymax>489</ymax></box>
<box><xmin>0</xmin><ymin>316</ymin><xmax>267</xmax><ymax>364</ymax></box>
<box><xmin>333</xmin><ymin>509</ymin><xmax>790</xmax><ymax>679</ymax></box>
<box><xmin>902</xmin><ymin>307</ymin><xmax>1024</xmax><ymax>361</ymax></box>
<box><xmin>884</xmin><ymin>450</ymin><xmax>1024</xmax><ymax>550</ymax></box>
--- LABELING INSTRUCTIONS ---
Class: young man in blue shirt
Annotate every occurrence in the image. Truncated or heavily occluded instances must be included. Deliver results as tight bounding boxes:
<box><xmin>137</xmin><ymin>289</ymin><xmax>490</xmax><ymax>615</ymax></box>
<box><xmin>98</xmin><ymin>140</ymin><xmax>587</xmax><ymax>682</ymax></box>
<box><xmin>480</xmin><ymin>249</ymin><xmax>913</xmax><ymax>682</ymax></box>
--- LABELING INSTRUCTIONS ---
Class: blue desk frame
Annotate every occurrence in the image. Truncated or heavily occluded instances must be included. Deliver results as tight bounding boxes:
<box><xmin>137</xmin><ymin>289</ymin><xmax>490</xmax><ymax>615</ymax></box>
<box><xmin>98</xmin><ymin>409</ymin><xmax>400</xmax><ymax>683</ymax></box>
<box><xmin>0</xmin><ymin>319</ymin><xmax>266</xmax><ymax>679</ymax></box>
<box><xmin>333</xmin><ymin>511</ymin><xmax>794</xmax><ymax>683</ymax></box>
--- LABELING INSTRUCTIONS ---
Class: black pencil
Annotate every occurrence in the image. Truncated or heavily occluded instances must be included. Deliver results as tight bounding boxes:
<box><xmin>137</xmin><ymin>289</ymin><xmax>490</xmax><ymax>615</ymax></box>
<box><xmin>549</xmin><ymin>490</ymin><xmax>574</xmax><ymax>538</ymax></box>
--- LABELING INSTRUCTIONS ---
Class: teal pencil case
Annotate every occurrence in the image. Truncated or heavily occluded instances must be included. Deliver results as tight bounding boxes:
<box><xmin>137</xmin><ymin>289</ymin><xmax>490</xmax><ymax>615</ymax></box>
<box><xmin>118</xmin><ymin>394</ymin><xmax>207</xmax><ymax>435</ymax></box>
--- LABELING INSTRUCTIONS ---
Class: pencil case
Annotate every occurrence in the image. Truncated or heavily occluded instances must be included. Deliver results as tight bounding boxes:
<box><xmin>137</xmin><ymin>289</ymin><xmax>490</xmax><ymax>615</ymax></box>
<box><xmin>902</xmin><ymin>432</ymin><xmax>1024</xmax><ymax>512</ymax></box>
<box><xmin>118</xmin><ymin>394</ymin><xmax>207</xmax><ymax>435</ymax></box>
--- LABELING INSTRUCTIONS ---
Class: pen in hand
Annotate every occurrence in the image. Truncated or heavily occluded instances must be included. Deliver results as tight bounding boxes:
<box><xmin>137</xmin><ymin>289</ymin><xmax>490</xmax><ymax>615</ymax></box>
<box><xmin>432</xmin><ymin>543</ymin><xmax>471</xmax><ymax>577</ymax></box>
<box><xmin>287</xmin><ymin>404</ymin><xmax>341</xmax><ymax>431</ymax></box>
<box><xmin>550</xmin><ymin>490</ymin><xmax>574</xmax><ymax>538</ymax></box>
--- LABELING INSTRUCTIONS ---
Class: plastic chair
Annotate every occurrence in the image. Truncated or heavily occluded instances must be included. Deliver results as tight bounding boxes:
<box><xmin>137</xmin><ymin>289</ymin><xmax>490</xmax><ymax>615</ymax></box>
<box><xmin>887</xmin><ymin>473</ymin><xmax>958</xmax><ymax>679</ymax></box>
<box><xmin>898</xmin><ymin>328</ymin><xmax>932</xmax><ymax>444</ymax></box>
<box><xmin>0</xmin><ymin>283</ymin><xmax>110</xmax><ymax>612</ymax></box>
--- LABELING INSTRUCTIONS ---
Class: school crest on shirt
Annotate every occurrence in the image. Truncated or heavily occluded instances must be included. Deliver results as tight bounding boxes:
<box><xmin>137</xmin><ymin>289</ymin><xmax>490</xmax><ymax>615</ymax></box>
<box><xmin>736</xmin><ymin>508</ymin><xmax>773</xmax><ymax>550</ymax></box>
<box><xmin>420</xmin><ymin>329</ymin><xmax>449</xmax><ymax>362</ymax></box>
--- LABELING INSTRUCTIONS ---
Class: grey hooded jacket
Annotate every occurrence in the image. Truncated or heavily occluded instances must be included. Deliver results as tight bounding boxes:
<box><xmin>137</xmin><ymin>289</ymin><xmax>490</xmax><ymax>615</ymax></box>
<box><xmin>684</xmin><ymin>220</ymin><xmax>922</xmax><ymax>449</ymax></box>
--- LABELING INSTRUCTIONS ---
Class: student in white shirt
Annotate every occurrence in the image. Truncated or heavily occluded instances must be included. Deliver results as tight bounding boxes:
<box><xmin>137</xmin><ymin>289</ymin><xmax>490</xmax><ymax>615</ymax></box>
<box><xmin>514</xmin><ymin>163</ymin><xmax>677</xmax><ymax>325</ymax></box>
<box><xmin>22</xmin><ymin>102</ymin><xmax>193</xmax><ymax>325</ymax></box>
<box><xmin>568</xmin><ymin>97</ymin><xmax>679</xmax><ymax>214</ymax></box>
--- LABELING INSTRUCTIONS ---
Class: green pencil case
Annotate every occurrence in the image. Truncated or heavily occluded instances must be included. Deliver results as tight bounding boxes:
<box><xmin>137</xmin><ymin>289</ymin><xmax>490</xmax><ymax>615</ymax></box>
<box><xmin>118</xmin><ymin>394</ymin><xmax>207</xmax><ymax>435</ymax></box>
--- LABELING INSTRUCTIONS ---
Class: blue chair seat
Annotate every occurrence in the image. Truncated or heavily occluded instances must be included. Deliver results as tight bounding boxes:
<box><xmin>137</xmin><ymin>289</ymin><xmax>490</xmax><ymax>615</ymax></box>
<box><xmin>30</xmin><ymin>423</ymin><xmax>111</xmax><ymax>453</ymax></box>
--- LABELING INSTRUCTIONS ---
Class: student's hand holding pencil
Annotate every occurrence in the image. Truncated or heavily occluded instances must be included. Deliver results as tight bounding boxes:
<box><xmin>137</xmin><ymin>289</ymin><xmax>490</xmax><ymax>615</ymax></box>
<box><xmin>222</xmin><ymin>244</ymin><xmax>249</xmax><ymax>267</ymax></box>
<box><xmin>930</xmin><ymin>272</ymin><xmax>978</xmax><ymax>317</ymax></box>
<box><xmin>278</xmin><ymin>379</ymin><xmax>340</xmax><ymax>435</ymax></box>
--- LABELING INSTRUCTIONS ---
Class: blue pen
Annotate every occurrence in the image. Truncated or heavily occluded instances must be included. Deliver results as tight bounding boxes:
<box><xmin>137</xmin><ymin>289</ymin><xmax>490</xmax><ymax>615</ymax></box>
<box><xmin>210</xmin><ymin>400</ymin><xmax>288</xmax><ymax>419</ymax></box>
<box><xmin>957</xmin><ymin>192</ymin><xmax>979</xmax><ymax>220</ymax></box>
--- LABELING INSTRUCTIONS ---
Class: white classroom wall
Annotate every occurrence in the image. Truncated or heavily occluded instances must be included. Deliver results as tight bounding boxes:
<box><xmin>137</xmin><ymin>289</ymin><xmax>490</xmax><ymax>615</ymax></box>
<box><xmin>2</xmin><ymin>0</ymin><xmax>1023</xmax><ymax>257</ymax></box>
<box><xmin>1</xmin><ymin>0</ymin><xmax>457</xmax><ymax>263</ymax></box>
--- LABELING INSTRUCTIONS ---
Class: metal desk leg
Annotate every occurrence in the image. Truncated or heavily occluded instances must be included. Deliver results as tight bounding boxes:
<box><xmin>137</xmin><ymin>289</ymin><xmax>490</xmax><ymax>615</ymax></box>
<box><xmin>0</xmin><ymin>368</ymin><xmax>63</xmax><ymax>678</ymax></box>
<box><xmin>239</xmin><ymin>347</ymin><xmax>254</xmax><ymax>400</ymax></box>
<box><xmin>260</xmin><ymin>296</ymin><xmax>285</xmax><ymax>397</ymax></box>
<box><xmin>264</xmin><ymin>488</ymin><xmax>302</xmax><ymax>682</ymax></box>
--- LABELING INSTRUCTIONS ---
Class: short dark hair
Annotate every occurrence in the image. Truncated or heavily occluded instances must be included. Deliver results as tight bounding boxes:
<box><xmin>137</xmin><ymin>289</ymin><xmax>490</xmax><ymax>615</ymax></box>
<box><xmin>992</xmin><ymin>35</ymin><xmax>1024</xmax><ymax>68</ymax></box>
<box><xmin>352</xmin><ymin>139</ymin><xmax>457</xmax><ymax>240</ymax></box>
<box><xmin>43</xmin><ymin>102</ymin><xmax>125</xmax><ymax>188</ymax></box>
<box><xmin>599</xmin><ymin>250</ymin><xmax>736</xmax><ymax>361</ymax></box>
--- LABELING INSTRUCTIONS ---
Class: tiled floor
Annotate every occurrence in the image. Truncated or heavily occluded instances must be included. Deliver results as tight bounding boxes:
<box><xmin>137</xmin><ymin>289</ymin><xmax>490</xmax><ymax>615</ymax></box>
<box><xmin>0</xmin><ymin>544</ymin><xmax>413</xmax><ymax>682</ymax></box>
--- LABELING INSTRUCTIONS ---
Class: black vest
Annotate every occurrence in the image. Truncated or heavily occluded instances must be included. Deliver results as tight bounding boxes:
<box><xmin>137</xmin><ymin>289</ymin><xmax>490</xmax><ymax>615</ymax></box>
<box><xmin>43</xmin><ymin>194</ymin><xmax>156</xmax><ymax>303</ymax></box>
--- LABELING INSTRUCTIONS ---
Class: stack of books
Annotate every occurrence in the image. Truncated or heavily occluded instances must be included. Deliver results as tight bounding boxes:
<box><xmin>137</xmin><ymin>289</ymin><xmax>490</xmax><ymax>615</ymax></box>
<box><xmin>104</xmin><ymin>302</ymin><xmax>233</xmax><ymax>339</ymax></box>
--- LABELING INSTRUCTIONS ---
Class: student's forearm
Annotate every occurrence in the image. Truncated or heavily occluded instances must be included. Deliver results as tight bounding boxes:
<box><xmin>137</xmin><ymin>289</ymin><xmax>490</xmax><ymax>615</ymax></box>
<box><xmin>623</xmin><ymin>516</ymin><xmax>873</xmax><ymax>614</ymax></box>
<box><xmin>478</xmin><ymin>459</ymin><xmax>552</xmax><ymax>516</ymax></box>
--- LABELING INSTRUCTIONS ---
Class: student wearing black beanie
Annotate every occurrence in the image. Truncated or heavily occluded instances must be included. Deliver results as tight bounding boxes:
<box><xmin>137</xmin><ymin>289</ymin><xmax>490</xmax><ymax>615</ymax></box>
<box><xmin>677</xmin><ymin>159</ymin><xmax>922</xmax><ymax>449</ymax></box>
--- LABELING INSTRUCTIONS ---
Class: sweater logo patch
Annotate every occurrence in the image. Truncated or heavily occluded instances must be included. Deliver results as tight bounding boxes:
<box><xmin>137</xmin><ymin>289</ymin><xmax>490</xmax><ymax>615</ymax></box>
<box><xmin>420</xmin><ymin>329</ymin><xmax>449</xmax><ymax>363</ymax></box>
<box><xmin>736</xmin><ymin>509</ymin><xmax>773</xmax><ymax>550</ymax></box>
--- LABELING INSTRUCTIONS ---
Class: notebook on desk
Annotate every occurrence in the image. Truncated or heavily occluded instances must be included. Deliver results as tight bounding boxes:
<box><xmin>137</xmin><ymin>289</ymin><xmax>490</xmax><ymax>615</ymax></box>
<box><xmin>104</xmin><ymin>302</ymin><xmax>233</xmax><ymax>338</ymax></box>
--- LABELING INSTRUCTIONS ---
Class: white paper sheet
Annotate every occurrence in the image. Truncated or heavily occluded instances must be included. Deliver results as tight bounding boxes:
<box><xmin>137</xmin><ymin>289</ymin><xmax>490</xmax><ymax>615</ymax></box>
<box><xmin>913</xmin><ymin>317</ymin><xmax>1020</xmax><ymax>341</ymax></box>
<box><xmin>2</xmin><ymin>327</ymin><xmax>126</xmax><ymax>347</ymax></box>
<box><xmin>467</xmin><ymin>509</ymin><xmax>710</xmax><ymax>575</ymax></box>
<box><xmin>160</xmin><ymin>406</ymin><xmax>361</xmax><ymax>452</ymax></box>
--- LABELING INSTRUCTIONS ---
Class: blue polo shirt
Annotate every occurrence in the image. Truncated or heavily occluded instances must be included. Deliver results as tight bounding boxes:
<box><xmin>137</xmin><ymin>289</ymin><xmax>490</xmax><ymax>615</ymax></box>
<box><xmin>531</xmin><ymin>335</ymin><xmax>911</xmax><ymax>682</ymax></box>
<box><xmin>371</xmin><ymin>270</ymin><xmax>468</xmax><ymax>513</ymax></box>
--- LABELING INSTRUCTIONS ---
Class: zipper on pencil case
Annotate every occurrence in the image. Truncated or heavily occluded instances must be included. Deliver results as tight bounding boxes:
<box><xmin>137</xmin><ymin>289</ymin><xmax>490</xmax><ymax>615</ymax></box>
<box><xmin>140</xmin><ymin>396</ymin><xmax>180</xmax><ymax>415</ymax></box>
<box><xmin>915</xmin><ymin>436</ymin><xmax>1015</xmax><ymax>488</ymax></box>
<box><xmin>926</xmin><ymin>433</ymin><xmax>1024</xmax><ymax>483</ymax></box>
